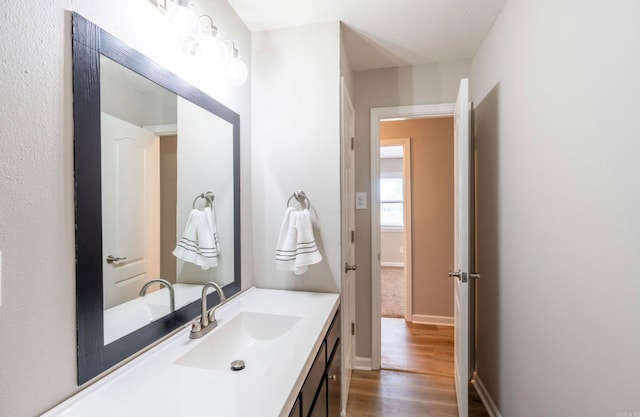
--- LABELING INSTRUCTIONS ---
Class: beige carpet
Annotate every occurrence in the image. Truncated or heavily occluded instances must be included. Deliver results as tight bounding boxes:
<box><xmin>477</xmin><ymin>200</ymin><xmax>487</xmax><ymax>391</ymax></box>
<box><xmin>381</xmin><ymin>266</ymin><xmax>405</xmax><ymax>318</ymax></box>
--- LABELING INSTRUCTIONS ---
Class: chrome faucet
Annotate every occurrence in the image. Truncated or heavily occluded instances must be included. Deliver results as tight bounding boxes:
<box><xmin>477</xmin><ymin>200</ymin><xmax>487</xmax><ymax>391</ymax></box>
<box><xmin>189</xmin><ymin>281</ymin><xmax>226</xmax><ymax>339</ymax></box>
<box><xmin>139</xmin><ymin>279</ymin><xmax>175</xmax><ymax>312</ymax></box>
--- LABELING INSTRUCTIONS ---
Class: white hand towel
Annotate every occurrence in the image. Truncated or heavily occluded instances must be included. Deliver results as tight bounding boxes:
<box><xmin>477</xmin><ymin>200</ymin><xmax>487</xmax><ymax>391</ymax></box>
<box><xmin>173</xmin><ymin>207</ymin><xmax>220</xmax><ymax>269</ymax></box>
<box><xmin>275</xmin><ymin>208</ymin><xmax>322</xmax><ymax>275</ymax></box>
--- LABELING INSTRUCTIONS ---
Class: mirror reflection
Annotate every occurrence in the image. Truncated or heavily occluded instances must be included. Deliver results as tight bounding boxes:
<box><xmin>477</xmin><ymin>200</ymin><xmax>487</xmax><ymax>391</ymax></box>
<box><xmin>100</xmin><ymin>56</ymin><xmax>235</xmax><ymax>344</ymax></box>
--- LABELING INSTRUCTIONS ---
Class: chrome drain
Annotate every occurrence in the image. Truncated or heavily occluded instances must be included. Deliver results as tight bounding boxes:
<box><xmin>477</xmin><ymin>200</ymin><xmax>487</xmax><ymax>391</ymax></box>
<box><xmin>230</xmin><ymin>359</ymin><xmax>246</xmax><ymax>371</ymax></box>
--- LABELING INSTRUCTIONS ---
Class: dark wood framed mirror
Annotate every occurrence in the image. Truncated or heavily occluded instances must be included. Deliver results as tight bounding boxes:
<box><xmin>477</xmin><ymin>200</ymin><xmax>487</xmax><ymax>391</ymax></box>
<box><xmin>72</xmin><ymin>12</ymin><xmax>241</xmax><ymax>384</ymax></box>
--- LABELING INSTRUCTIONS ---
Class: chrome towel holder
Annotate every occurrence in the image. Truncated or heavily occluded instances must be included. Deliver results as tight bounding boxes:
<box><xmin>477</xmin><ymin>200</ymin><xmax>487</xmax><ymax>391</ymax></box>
<box><xmin>193</xmin><ymin>191</ymin><xmax>215</xmax><ymax>209</ymax></box>
<box><xmin>287</xmin><ymin>190</ymin><xmax>311</xmax><ymax>209</ymax></box>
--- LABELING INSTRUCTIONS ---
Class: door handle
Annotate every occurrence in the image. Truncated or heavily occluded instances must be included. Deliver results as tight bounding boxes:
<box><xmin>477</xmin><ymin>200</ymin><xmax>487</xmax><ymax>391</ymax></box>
<box><xmin>448</xmin><ymin>270</ymin><xmax>468</xmax><ymax>282</ymax></box>
<box><xmin>345</xmin><ymin>263</ymin><xmax>357</xmax><ymax>273</ymax></box>
<box><xmin>106</xmin><ymin>255</ymin><xmax>127</xmax><ymax>264</ymax></box>
<box><xmin>448</xmin><ymin>271</ymin><xmax>481</xmax><ymax>282</ymax></box>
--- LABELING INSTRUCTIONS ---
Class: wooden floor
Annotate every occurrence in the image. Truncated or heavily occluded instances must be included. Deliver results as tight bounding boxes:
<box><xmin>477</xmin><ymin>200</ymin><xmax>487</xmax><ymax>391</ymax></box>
<box><xmin>346</xmin><ymin>318</ymin><xmax>489</xmax><ymax>417</ymax></box>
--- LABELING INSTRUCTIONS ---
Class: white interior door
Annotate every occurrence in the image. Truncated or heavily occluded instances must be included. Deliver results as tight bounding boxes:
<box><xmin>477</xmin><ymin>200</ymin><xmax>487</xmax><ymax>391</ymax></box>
<box><xmin>340</xmin><ymin>78</ymin><xmax>356</xmax><ymax>413</ymax></box>
<box><xmin>452</xmin><ymin>78</ymin><xmax>471</xmax><ymax>417</ymax></box>
<box><xmin>102</xmin><ymin>113</ymin><xmax>160</xmax><ymax>309</ymax></box>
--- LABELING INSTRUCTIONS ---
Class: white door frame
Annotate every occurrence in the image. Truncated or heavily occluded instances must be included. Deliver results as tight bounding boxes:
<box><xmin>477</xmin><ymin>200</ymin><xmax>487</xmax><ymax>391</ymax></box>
<box><xmin>370</xmin><ymin>103</ymin><xmax>455</xmax><ymax>369</ymax></box>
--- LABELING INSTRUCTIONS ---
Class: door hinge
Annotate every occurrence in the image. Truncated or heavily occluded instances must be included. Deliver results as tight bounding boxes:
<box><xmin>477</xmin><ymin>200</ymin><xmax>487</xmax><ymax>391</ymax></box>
<box><xmin>351</xmin><ymin>230</ymin><xmax>355</xmax><ymax>243</ymax></box>
<box><xmin>351</xmin><ymin>322</ymin><xmax>355</xmax><ymax>335</ymax></box>
<box><xmin>350</xmin><ymin>137</ymin><xmax>355</xmax><ymax>150</ymax></box>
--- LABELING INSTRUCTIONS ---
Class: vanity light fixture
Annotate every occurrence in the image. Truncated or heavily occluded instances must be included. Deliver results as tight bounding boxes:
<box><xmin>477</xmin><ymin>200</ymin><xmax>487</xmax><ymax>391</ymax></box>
<box><xmin>157</xmin><ymin>0</ymin><xmax>248</xmax><ymax>85</ymax></box>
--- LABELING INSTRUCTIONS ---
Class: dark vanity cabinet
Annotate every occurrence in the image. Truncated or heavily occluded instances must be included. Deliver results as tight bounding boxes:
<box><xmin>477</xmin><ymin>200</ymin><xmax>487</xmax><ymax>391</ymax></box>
<box><xmin>289</xmin><ymin>309</ymin><xmax>341</xmax><ymax>417</ymax></box>
<box><xmin>326</xmin><ymin>339</ymin><xmax>341</xmax><ymax>416</ymax></box>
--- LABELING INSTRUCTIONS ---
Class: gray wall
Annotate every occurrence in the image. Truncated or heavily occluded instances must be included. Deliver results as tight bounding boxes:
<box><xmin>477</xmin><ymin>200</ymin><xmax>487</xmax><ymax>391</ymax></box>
<box><xmin>0</xmin><ymin>1</ymin><xmax>252</xmax><ymax>416</ymax></box>
<box><xmin>380</xmin><ymin>231</ymin><xmax>404</xmax><ymax>265</ymax></box>
<box><xmin>352</xmin><ymin>60</ymin><xmax>470</xmax><ymax>358</ymax></box>
<box><xmin>251</xmin><ymin>22</ymin><xmax>342</xmax><ymax>293</ymax></box>
<box><xmin>472</xmin><ymin>0</ymin><xmax>640</xmax><ymax>415</ymax></box>
<box><xmin>175</xmin><ymin>98</ymin><xmax>235</xmax><ymax>286</ymax></box>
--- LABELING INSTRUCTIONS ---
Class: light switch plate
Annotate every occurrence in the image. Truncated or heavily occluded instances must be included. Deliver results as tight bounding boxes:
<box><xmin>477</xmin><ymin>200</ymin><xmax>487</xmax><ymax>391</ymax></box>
<box><xmin>355</xmin><ymin>192</ymin><xmax>367</xmax><ymax>210</ymax></box>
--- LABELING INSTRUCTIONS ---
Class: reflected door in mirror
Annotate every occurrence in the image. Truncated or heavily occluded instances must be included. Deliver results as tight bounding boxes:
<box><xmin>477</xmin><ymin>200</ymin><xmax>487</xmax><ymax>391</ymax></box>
<box><xmin>101</xmin><ymin>113</ymin><xmax>160</xmax><ymax>309</ymax></box>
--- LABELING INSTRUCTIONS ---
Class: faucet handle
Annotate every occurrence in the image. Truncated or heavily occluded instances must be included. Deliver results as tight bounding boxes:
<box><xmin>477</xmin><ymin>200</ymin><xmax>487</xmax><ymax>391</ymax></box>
<box><xmin>207</xmin><ymin>309</ymin><xmax>219</xmax><ymax>324</ymax></box>
<box><xmin>191</xmin><ymin>320</ymin><xmax>202</xmax><ymax>333</ymax></box>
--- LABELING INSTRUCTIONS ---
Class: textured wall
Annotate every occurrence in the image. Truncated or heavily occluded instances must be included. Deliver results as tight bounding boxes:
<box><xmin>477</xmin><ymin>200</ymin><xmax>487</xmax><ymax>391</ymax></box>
<box><xmin>0</xmin><ymin>1</ymin><xmax>252</xmax><ymax>415</ymax></box>
<box><xmin>472</xmin><ymin>0</ymin><xmax>640</xmax><ymax>415</ymax></box>
<box><xmin>352</xmin><ymin>60</ymin><xmax>470</xmax><ymax>358</ymax></box>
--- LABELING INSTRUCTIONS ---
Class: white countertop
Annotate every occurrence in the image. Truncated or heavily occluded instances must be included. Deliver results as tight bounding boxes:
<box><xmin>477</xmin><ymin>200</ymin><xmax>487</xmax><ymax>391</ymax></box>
<box><xmin>44</xmin><ymin>287</ymin><xmax>340</xmax><ymax>417</ymax></box>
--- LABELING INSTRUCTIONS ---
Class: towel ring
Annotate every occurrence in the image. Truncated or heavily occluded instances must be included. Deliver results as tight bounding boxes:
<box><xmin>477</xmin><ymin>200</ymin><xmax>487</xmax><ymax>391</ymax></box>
<box><xmin>287</xmin><ymin>190</ymin><xmax>311</xmax><ymax>210</ymax></box>
<box><xmin>192</xmin><ymin>191</ymin><xmax>215</xmax><ymax>209</ymax></box>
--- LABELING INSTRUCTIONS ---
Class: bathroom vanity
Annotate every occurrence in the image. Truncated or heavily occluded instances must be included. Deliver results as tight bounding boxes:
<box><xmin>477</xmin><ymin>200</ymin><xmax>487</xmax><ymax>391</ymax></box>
<box><xmin>43</xmin><ymin>288</ymin><xmax>340</xmax><ymax>417</ymax></box>
<box><xmin>66</xmin><ymin>14</ymin><xmax>342</xmax><ymax>417</ymax></box>
<box><xmin>289</xmin><ymin>307</ymin><xmax>341</xmax><ymax>417</ymax></box>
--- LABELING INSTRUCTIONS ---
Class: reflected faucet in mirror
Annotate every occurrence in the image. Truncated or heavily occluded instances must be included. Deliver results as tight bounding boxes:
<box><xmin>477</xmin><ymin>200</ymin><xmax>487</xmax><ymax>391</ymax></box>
<box><xmin>139</xmin><ymin>279</ymin><xmax>175</xmax><ymax>312</ymax></box>
<box><xmin>190</xmin><ymin>281</ymin><xmax>226</xmax><ymax>339</ymax></box>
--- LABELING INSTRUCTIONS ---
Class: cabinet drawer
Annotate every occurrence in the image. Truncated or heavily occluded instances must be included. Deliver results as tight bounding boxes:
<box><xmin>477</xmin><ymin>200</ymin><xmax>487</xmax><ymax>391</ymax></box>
<box><xmin>326</xmin><ymin>310</ymin><xmax>341</xmax><ymax>358</ymax></box>
<box><xmin>302</xmin><ymin>341</ymin><xmax>326</xmax><ymax>417</ymax></box>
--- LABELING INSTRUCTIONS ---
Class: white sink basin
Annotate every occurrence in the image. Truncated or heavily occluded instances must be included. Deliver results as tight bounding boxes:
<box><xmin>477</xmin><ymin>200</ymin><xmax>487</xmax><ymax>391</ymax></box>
<box><xmin>43</xmin><ymin>288</ymin><xmax>341</xmax><ymax>417</ymax></box>
<box><xmin>175</xmin><ymin>312</ymin><xmax>303</xmax><ymax>372</ymax></box>
<box><xmin>104</xmin><ymin>301</ymin><xmax>166</xmax><ymax>345</ymax></box>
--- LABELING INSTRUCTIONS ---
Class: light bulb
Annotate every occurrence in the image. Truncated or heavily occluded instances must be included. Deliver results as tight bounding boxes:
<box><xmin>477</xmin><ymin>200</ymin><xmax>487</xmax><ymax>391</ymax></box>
<box><xmin>228</xmin><ymin>50</ymin><xmax>248</xmax><ymax>85</ymax></box>
<box><xmin>166</xmin><ymin>0</ymin><xmax>200</xmax><ymax>42</ymax></box>
<box><xmin>196</xmin><ymin>30</ymin><xmax>230</xmax><ymax>67</ymax></box>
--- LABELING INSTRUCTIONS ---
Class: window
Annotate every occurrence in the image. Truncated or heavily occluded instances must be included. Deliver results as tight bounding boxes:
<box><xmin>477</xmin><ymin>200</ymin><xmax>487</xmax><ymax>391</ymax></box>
<box><xmin>380</xmin><ymin>178</ymin><xmax>403</xmax><ymax>228</ymax></box>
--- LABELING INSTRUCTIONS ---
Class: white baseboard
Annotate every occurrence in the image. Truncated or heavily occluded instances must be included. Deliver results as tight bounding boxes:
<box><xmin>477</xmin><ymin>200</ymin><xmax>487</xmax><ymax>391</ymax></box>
<box><xmin>472</xmin><ymin>372</ymin><xmax>502</xmax><ymax>417</ymax></box>
<box><xmin>354</xmin><ymin>356</ymin><xmax>372</xmax><ymax>370</ymax></box>
<box><xmin>411</xmin><ymin>314</ymin><xmax>454</xmax><ymax>326</ymax></box>
<box><xmin>381</xmin><ymin>262</ymin><xmax>404</xmax><ymax>267</ymax></box>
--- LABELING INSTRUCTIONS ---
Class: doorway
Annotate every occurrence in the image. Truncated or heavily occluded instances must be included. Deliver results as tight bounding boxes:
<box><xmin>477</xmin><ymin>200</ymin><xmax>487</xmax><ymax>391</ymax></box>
<box><xmin>364</xmin><ymin>81</ymin><xmax>484</xmax><ymax>416</ymax></box>
<box><xmin>371</xmin><ymin>104</ymin><xmax>456</xmax><ymax>368</ymax></box>
<box><xmin>378</xmin><ymin>117</ymin><xmax>456</xmax><ymax>374</ymax></box>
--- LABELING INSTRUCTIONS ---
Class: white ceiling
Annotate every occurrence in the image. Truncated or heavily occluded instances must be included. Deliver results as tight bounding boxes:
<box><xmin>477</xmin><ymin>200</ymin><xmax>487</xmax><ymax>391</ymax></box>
<box><xmin>225</xmin><ymin>0</ymin><xmax>507</xmax><ymax>71</ymax></box>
